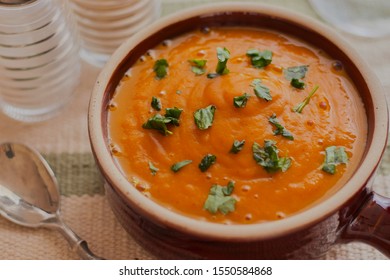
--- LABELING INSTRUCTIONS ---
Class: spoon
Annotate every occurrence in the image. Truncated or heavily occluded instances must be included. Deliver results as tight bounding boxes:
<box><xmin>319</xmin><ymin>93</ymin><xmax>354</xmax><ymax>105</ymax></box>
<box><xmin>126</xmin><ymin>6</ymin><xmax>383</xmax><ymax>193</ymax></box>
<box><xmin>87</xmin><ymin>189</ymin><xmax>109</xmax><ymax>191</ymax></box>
<box><xmin>0</xmin><ymin>142</ymin><xmax>104</xmax><ymax>260</ymax></box>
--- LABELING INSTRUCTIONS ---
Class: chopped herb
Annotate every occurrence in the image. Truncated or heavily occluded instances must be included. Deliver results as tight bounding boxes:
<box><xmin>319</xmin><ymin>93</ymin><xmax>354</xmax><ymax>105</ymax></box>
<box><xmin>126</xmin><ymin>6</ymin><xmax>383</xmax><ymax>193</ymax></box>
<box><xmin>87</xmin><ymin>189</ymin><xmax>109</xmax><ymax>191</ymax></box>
<box><xmin>151</xmin><ymin>96</ymin><xmax>162</xmax><ymax>111</ymax></box>
<box><xmin>199</xmin><ymin>154</ymin><xmax>217</xmax><ymax>172</ymax></box>
<box><xmin>206</xmin><ymin>73</ymin><xmax>219</xmax><ymax>79</ymax></box>
<box><xmin>189</xmin><ymin>59</ymin><xmax>207</xmax><ymax>67</ymax></box>
<box><xmin>189</xmin><ymin>59</ymin><xmax>207</xmax><ymax>75</ymax></box>
<box><xmin>268</xmin><ymin>114</ymin><xmax>294</xmax><ymax>140</ymax></box>
<box><xmin>230</xmin><ymin>140</ymin><xmax>245</xmax><ymax>154</ymax></box>
<box><xmin>252</xmin><ymin>140</ymin><xmax>291</xmax><ymax>173</ymax></box>
<box><xmin>283</xmin><ymin>65</ymin><xmax>309</xmax><ymax>80</ymax></box>
<box><xmin>142</xmin><ymin>107</ymin><xmax>183</xmax><ymax>135</ymax></box>
<box><xmin>191</xmin><ymin>66</ymin><xmax>206</xmax><ymax>75</ymax></box>
<box><xmin>171</xmin><ymin>160</ymin><xmax>192</xmax><ymax>172</ymax></box>
<box><xmin>233</xmin><ymin>93</ymin><xmax>250</xmax><ymax>108</ymax></box>
<box><xmin>142</xmin><ymin>114</ymin><xmax>173</xmax><ymax>135</ymax></box>
<box><xmin>194</xmin><ymin>105</ymin><xmax>216</xmax><ymax>130</ymax></box>
<box><xmin>251</xmin><ymin>79</ymin><xmax>272</xmax><ymax>101</ymax></box>
<box><xmin>148</xmin><ymin>161</ymin><xmax>159</xmax><ymax>176</ymax></box>
<box><xmin>291</xmin><ymin>78</ymin><xmax>305</xmax><ymax>89</ymax></box>
<box><xmin>153</xmin><ymin>59</ymin><xmax>169</xmax><ymax>79</ymax></box>
<box><xmin>246</xmin><ymin>49</ymin><xmax>273</xmax><ymax>68</ymax></box>
<box><xmin>203</xmin><ymin>181</ymin><xmax>236</xmax><ymax>215</ymax></box>
<box><xmin>207</xmin><ymin>47</ymin><xmax>230</xmax><ymax>78</ymax></box>
<box><xmin>322</xmin><ymin>146</ymin><xmax>348</xmax><ymax>174</ymax></box>
<box><xmin>216</xmin><ymin>47</ymin><xmax>230</xmax><ymax>75</ymax></box>
<box><xmin>164</xmin><ymin>107</ymin><xmax>183</xmax><ymax>126</ymax></box>
<box><xmin>293</xmin><ymin>85</ymin><xmax>319</xmax><ymax>113</ymax></box>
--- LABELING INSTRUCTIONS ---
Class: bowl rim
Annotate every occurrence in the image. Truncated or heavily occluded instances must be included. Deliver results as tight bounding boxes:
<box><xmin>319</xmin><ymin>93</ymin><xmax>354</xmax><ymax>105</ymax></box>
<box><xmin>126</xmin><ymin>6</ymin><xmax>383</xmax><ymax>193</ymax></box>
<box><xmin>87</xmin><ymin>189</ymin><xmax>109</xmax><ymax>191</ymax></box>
<box><xmin>88</xmin><ymin>2</ymin><xmax>389</xmax><ymax>240</ymax></box>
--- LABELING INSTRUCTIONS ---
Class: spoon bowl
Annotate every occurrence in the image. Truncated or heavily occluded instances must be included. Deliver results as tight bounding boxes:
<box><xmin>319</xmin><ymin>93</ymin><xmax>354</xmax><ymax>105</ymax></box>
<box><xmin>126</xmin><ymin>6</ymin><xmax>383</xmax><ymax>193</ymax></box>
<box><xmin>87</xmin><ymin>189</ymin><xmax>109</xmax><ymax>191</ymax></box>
<box><xmin>0</xmin><ymin>142</ymin><xmax>103</xmax><ymax>260</ymax></box>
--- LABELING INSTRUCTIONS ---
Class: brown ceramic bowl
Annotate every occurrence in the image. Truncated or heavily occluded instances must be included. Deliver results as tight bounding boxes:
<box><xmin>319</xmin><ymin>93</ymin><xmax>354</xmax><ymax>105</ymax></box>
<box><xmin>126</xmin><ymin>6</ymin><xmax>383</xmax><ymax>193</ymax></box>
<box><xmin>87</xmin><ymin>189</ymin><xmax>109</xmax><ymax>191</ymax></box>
<box><xmin>88</xmin><ymin>3</ymin><xmax>390</xmax><ymax>259</ymax></box>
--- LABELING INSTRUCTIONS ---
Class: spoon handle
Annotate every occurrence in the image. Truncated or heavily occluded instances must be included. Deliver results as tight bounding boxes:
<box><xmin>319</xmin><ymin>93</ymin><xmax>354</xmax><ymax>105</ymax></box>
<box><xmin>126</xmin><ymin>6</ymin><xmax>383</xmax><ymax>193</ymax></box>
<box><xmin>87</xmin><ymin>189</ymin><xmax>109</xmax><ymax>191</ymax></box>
<box><xmin>51</xmin><ymin>216</ymin><xmax>105</xmax><ymax>260</ymax></box>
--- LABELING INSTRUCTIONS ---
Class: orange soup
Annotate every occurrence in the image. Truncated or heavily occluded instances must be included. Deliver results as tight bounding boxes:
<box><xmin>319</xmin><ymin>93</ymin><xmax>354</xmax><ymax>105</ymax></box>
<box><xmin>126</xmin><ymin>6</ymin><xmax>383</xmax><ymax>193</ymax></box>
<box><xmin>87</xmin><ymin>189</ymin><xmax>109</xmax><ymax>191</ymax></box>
<box><xmin>107</xmin><ymin>27</ymin><xmax>367</xmax><ymax>224</ymax></box>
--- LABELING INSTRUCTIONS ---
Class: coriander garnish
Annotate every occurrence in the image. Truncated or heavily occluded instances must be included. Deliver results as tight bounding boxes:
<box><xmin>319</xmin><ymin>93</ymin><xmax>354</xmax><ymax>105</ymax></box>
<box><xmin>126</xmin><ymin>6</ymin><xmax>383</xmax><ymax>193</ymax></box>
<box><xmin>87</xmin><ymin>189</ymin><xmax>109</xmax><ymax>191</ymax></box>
<box><xmin>252</xmin><ymin>140</ymin><xmax>291</xmax><ymax>173</ymax></box>
<box><xmin>207</xmin><ymin>47</ymin><xmax>230</xmax><ymax>78</ymax></box>
<box><xmin>206</xmin><ymin>73</ymin><xmax>219</xmax><ymax>79</ymax></box>
<box><xmin>246</xmin><ymin>49</ymin><xmax>273</xmax><ymax>68</ymax></box>
<box><xmin>233</xmin><ymin>93</ymin><xmax>250</xmax><ymax>108</ymax></box>
<box><xmin>283</xmin><ymin>65</ymin><xmax>308</xmax><ymax>80</ymax></box>
<box><xmin>284</xmin><ymin>65</ymin><xmax>309</xmax><ymax>89</ymax></box>
<box><xmin>194</xmin><ymin>105</ymin><xmax>216</xmax><ymax>130</ymax></box>
<box><xmin>189</xmin><ymin>59</ymin><xmax>207</xmax><ymax>75</ymax></box>
<box><xmin>230</xmin><ymin>140</ymin><xmax>245</xmax><ymax>154</ymax></box>
<box><xmin>268</xmin><ymin>114</ymin><xmax>294</xmax><ymax>140</ymax></box>
<box><xmin>293</xmin><ymin>85</ymin><xmax>319</xmax><ymax>113</ymax></box>
<box><xmin>142</xmin><ymin>107</ymin><xmax>183</xmax><ymax>135</ymax></box>
<box><xmin>151</xmin><ymin>96</ymin><xmax>162</xmax><ymax>111</ymax></box>
<box><xmin>290</xmin><ymin>78</ymin><xmax>305</xmax><ymax>89</ymax></box>
<box><xmin>142</xmin><ymin>114</ymin><xmax>173</xmax><ymax>135</ymax></box>
<box><xmin>251</xmin><ymin>79</ymin><xmax>272</xmax><ymax>101</ymax></box>
<box><xmin>164</xmin><ymin>107</ymin><xmax>183</xmax><ymax>126</ymax></box>
<box><xmin>216</xmin><ymin>47</ymin><xmax>230</xmax><ymax>75</ymax></box>
<box><xmin>148</xmin><ymin>161</ymin><xmax>159</xmax><ymax>176</ymax></box>
<box><xmin>171</xmin><ymin>160</ymin><xmax>193</xmax><ymax>172</ymax></box>
<box><xmin>203</xmin><ymin>181</ymin><xmax>236</xmax><ymax>215</ymax></box>
<box><xmin>322</xmin><ymin>146</ymin><xmax>348</xmax><ymax>174</ymax></box>
<box><xmin>199</xmin><ymin>154</ymin><xmax>216</xmax><ymax>172</ymax></box>
<box><xmin>153</xmin><ymin>59</ymin><xmax>169</xmax><ymax>79</ymax></box>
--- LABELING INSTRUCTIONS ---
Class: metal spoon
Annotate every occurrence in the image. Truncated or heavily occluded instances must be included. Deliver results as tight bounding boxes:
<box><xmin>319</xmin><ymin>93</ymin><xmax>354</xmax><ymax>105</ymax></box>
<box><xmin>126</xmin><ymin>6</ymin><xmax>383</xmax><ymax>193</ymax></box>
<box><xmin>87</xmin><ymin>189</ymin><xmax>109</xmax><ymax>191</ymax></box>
<box><xmin>0</xmin><ymin>142</ymin><xmax>104</xmax><ymax>260</ymax></box>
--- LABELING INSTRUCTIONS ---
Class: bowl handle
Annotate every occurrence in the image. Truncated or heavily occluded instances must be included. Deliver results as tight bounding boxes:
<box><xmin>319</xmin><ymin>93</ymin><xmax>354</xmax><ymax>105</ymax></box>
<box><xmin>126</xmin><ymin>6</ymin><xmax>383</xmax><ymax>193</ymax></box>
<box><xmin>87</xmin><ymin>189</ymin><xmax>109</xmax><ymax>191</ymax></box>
<box><xmin>342</xmin><ymin>192</ymin><xmax>390</xmax><ymax>257</ymax></box>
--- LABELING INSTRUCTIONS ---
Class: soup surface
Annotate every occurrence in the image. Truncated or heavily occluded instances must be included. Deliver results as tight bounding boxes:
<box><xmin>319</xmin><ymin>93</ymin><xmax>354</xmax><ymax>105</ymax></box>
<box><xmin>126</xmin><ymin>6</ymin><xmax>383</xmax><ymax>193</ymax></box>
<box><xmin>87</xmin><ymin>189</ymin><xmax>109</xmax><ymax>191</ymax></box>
<box><xmin>108</xmin><ymin>27</ymin><xmax>367</xmax><ymax>224</ymax></box>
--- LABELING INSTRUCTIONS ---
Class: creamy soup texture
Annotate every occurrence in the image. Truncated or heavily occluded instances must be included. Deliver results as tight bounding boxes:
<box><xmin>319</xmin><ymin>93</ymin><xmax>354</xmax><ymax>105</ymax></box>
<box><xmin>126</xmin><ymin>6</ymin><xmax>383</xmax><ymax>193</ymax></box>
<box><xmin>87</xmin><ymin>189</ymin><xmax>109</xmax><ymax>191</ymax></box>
<box><xmin>108</xmin><ymin>27</ymin><xmax>367</xmax><ymax>224</ymax></box>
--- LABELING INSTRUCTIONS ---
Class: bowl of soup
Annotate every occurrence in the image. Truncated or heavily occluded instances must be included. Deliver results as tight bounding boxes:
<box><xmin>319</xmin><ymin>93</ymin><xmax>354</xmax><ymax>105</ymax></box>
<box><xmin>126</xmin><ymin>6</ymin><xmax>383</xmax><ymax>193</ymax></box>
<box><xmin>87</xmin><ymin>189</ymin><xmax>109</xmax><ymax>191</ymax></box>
<box><xmin>88</xmin><ymin>3</ymin><xmax>390</xmax><ymax>259</ymax></box>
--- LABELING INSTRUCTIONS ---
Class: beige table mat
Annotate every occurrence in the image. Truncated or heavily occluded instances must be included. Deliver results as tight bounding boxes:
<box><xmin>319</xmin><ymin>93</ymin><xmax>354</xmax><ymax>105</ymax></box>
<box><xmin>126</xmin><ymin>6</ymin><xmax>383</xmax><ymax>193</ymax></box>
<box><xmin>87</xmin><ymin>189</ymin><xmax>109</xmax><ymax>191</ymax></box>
<box><xmin>0</xmin><ymin>0</ymin><xmax>389</xmax><ymax>259</ymax></box>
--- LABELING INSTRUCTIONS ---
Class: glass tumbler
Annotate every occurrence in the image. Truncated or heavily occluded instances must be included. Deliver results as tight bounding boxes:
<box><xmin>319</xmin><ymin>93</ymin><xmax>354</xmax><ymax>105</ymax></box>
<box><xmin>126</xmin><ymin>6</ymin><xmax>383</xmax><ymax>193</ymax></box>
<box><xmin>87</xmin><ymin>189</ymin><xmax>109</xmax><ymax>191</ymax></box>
<box><xmin>68</xmin><ymin>0</ymin><xmax>161</xmax><ymax>67</ymax></box>
<box><xmin>310</xmin><ymin>0</ymin><xmax>390</xmax><ymax>38</ymax></box>
<box><xmin>0</xmin><ymin>0</ymin><xmax>81</xmax><ymax>122</ymax></box>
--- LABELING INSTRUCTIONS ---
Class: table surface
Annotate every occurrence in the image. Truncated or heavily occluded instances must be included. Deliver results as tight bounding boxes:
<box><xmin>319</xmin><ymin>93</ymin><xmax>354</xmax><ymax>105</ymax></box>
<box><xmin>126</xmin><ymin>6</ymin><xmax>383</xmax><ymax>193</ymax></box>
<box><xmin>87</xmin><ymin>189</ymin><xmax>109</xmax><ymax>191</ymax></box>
<box><xmin>0</xmin><ymin>0</ymin><xmax>389</xmax><ymax>259</ymax></box>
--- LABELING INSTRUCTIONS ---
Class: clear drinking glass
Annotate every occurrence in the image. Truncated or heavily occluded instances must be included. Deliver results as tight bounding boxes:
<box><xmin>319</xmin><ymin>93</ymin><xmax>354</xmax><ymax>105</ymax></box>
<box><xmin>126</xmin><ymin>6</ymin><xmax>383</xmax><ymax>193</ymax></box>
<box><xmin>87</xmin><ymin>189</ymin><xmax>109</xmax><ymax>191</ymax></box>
<box><xmin>68</xmin><ymin>0</ymin><xmax>161</xmax><ymax>67</ymax></box>
<box><xmin>0</xmin><ymin>0</ymin><xmax>81</xmax><ymax>122</ymax></box>
<box><xmin>310</xmin><ymin>0</ymin><xmax>390</xmax><ymax>38</ymax></box>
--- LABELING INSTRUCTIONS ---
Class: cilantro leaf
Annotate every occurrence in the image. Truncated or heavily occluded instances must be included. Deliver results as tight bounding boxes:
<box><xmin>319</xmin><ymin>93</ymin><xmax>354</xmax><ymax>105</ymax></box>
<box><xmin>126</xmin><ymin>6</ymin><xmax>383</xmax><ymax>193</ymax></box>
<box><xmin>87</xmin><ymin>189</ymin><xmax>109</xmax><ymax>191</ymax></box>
<box><xmin>216</xmin><ymin>47</ymin><xmax>230</xmax><ymax>75</ymax></box>
<box><xmin>233</xmin><ymin>93</ymin><xmax>250</xmax><ymax>108</ymax></box>
<box><xmin>189</xmin><ymin>59</ymin><xmax>207</xmax><ymax>67</ymax></box>
<box><xmin>252</xmin><ymin>140</ymin><xmax>291</xmax><ymax>173</ymax></box>
<box><xmin>198</xmin><ymin>154</ymin><xmax>216</xmax><ymax>172</ymax></box>
<box><xmin>206</xmin><ymin>73</ymin><xmax>219</xmax><ymax>79</ymax></box>
<box><xmin>142</xmin><ymin>114</ymin><xmax>173</xmax><ymax>135</ymax></box>
<box><xmin>268</xmin><ymin>114</ymin><xmax>294</xmax><ymax>140</ymax></box>
<box><xmin>291</xmin><ymin>78</ymin><xmax>305</xmax><ymax>89</ymax></box>
<box><xmin>246</xmin><ymin>49</ymin><xmax>273</xmax><ymax>68</ymax></box>
<box><xmin>322</xmin><ymin>146</ymin><xmax>348</xmax><ymax>174</ymax></box>
<box><xmin>206</xmin><ymin>47</ymin><xmax>230</xmax><ymax>78</ymax></box>
<box><xmin>194</xmin><ymin>105</ymin><xmax>216</xmax><ymax>130</ymax></box>
<box><xmin>148</xmin><ymin>161</ymin><xmax>159</xmax><ymax>176</ymax></box>
<box><xmin>151</xmin><ymin>96</ymin><xmax>162</xmax><ymax>111</ymax></box>
<box><xmin>283</xmin><ymin>65</ymin><xmax>308</xmax><ymax>80</ymax></box>
<box><xmin>189</xmin><ymin>59</ymin><xmax>207</xmax><ymax>75</ymax></box>
<box><xmin>153</xmin><ymin>59</ymin><xmax>169</xmax><ymax>79</ymax></box>
<box><xmin>293</xmin><ymin>85</ymin><xmax>319</xmax><ymax>113</ymax></box>
<box><xmin>251</xmin><ymin>79</ymin><xmax>272</xmax><ymax>101</ymax></box>
<box><xmin>171</xmin><ymin>160</ymin><xmax>192</xmax><ymax>172</ymax></box>
<box><xmin>203</xmin><ymin>181</ymin><xmax>236</xmax><ymax>215</ymax></box>
<box><xmin>164</xmin><ymin>107</ymin><xmax>183</xmax><ymax>126</ymax></box>
<box><xmin>230</xmin><ymin>140</ymin><xmax>245</xmax><ymax>154</ymax></box>
<box><xmin>142</xmin><ymin>107</ymin><xmax>183</xmax><ymax>135</ymax></box>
